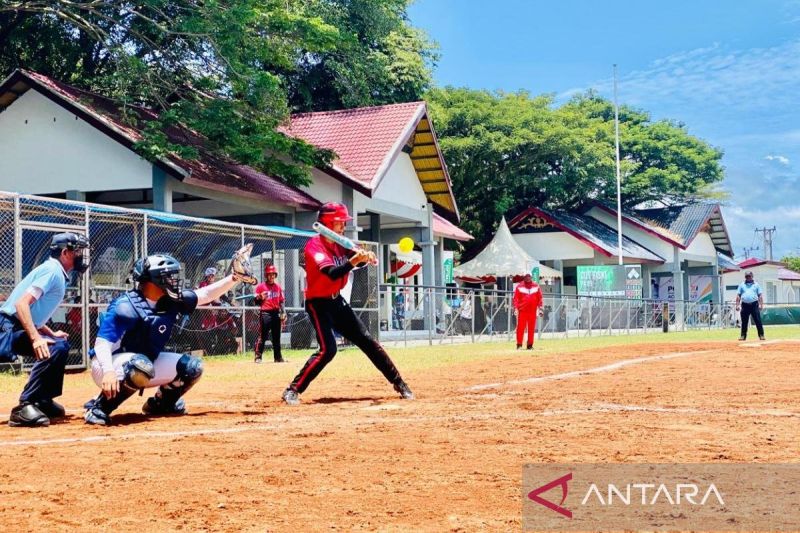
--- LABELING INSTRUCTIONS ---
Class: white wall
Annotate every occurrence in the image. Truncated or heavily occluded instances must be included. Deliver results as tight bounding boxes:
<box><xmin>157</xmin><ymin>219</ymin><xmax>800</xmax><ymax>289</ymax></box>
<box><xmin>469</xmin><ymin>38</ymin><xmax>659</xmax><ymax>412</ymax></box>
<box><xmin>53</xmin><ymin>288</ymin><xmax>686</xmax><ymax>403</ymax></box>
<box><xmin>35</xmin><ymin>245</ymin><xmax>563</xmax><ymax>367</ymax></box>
<box><xmin>0</xmin><ymin>90</ymin><xmax>153</xmax><ymax>193</ymax></box>
<box><xmin>512</xmin><ymin>232</ymin><xmax>594</xmax><ymax>261</ymax></box>
<box><xmin>373</xmin><ymin>153</ymin><xmax>428</xmax><ymax>210</ymax></box>
<box><xmin>586</xmin><ymin>207</ymin><xmax>674</xmax><ymax>259</ymax></box>
<box><xmin>301</xmin><ymin>168</ymin><xmax>343</xmax><ymax>204</ymax></box>
<box><xmin>722</xmin><ymin>264</ymin><xmax>785</xmax><ymax>303</ymax></box>
<box><xmin>684</xmin><ymin>232</ymin><xmax>717</xmax><ymax>258</ymax></box>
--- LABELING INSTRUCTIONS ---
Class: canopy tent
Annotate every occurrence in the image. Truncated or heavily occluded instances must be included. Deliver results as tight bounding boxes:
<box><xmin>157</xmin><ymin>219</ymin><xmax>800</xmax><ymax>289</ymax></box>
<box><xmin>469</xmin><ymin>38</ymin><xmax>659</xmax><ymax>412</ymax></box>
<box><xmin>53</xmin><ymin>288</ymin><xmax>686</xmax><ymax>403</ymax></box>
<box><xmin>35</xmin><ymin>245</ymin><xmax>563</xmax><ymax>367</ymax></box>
<box><xmin>454</xmin><ymin>217</ymin><xmax>562</xmax><ymax>282</ymax></box>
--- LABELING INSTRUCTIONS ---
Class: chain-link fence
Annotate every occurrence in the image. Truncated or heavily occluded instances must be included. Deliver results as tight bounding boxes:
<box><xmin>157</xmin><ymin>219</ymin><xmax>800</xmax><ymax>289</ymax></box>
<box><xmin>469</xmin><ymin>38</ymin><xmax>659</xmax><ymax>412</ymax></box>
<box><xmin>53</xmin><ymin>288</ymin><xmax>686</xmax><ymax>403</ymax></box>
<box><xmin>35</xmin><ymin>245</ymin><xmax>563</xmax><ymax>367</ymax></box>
<box><xmin>0</xmin><ymin>191</ymin><xmax>764</xmax><ymax>371</ymax></box>
<box><xmin>378</xmin><ymin>284</ymin><xmax>739</xmax><ymax>347</ymax></box>
<box><xmin>0</xmin><ymin>192</ymin><xmax>386</xmax><ymax>370</ymax></box>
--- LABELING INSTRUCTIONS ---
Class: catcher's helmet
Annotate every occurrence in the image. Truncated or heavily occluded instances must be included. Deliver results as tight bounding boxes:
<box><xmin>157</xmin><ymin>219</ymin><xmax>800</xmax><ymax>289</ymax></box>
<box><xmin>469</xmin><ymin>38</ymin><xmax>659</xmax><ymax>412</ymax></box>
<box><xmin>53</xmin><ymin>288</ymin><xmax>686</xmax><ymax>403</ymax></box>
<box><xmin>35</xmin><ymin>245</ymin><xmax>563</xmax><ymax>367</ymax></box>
<box><xmin>317</xmin><ymin>202</ymin><xmax>352</xmax><ymax>228</ymax></box>
<box><xmin>264</xmin><ymin>264</ymin><xmax>278</xmax><ymax>276</ymax></box>
<box><xmin>132</xmin><ymin>254</ymin><xmax>183</xmax><ymax>300</ymax></box>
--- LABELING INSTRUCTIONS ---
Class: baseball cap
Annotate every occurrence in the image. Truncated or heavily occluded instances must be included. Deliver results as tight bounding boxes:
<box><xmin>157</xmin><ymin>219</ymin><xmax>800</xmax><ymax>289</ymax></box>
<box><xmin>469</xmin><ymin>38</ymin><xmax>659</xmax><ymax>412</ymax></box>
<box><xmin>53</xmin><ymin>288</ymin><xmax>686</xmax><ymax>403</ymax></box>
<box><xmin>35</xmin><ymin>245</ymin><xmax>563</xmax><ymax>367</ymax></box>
<box><xmin>744</xmin><ymin>270</ymin><xmax>753</xmax><ymax>277</ymax></box>
<box><xmin>204</xmin><ymin>267</ymin><xmax>217</xmax><ymax>277</ymax></box>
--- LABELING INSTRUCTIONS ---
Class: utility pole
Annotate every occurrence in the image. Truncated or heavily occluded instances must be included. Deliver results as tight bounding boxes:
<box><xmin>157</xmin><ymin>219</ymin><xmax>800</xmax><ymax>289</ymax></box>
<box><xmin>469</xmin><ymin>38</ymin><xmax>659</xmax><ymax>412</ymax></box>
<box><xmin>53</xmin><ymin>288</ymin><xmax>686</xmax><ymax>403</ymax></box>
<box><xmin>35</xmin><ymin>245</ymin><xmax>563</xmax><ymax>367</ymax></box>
<box><xmin>755</xmin><ymin>227</ymin><xmax>776</xmax><ymax>261</ymax></box>
<box><xmin>742</xmin><ymin>246</ymin><xmax>758</xmax><ymax>260</ymax></box>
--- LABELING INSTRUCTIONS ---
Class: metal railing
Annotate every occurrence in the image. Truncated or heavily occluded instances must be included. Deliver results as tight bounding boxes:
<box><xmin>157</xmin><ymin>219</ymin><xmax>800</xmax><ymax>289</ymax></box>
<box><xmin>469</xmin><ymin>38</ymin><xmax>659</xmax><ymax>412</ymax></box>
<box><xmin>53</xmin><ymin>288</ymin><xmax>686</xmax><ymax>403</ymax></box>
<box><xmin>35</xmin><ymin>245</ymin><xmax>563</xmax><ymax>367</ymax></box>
<box><xmin>377</xmin><ymin>284</ymin><xmax>742</xmax><ymax>347</ymax></box>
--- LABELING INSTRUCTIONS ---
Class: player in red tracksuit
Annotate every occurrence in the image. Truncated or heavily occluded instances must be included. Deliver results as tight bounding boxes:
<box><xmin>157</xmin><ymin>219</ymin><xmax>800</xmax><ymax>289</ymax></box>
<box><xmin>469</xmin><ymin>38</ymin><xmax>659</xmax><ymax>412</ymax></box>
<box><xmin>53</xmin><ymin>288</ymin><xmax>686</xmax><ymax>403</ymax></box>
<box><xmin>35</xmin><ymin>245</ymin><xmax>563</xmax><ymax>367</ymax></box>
<box><xmin>281</xmin><ymin>202</ymin><xmax>414</xmax><ymax>405</ymax></box>
<box><xmin>253</xmin><ymin>264</ymin><xmax>286</xmax><ymax>363</ymax></box>
<box><xmin>513</xmin><ymin>273</ymin><xmax>544</xmax><ymax>349</ymax></box>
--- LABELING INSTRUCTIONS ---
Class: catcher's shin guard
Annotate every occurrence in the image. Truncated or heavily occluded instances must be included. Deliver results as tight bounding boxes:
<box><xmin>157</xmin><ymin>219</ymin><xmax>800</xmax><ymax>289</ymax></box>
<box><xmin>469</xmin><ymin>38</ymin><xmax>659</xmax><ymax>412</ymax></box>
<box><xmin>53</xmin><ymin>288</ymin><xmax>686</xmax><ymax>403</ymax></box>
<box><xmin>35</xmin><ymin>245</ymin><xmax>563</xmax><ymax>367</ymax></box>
<box><xmin>144</xmin><ymin>354</ymin><xmax>203</xmax><ymax>414</ymax></box>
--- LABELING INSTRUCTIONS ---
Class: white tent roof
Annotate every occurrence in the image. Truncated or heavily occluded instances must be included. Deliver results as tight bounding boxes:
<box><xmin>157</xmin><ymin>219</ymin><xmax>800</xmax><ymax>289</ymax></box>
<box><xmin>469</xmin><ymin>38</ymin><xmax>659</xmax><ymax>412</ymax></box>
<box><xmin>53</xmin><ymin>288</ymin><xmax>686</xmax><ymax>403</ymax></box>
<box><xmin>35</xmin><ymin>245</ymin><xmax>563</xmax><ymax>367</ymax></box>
<box><xmin>453</xmin><ymin>217</ymin><xmax>562</xmax><ymax>279</ymax></box>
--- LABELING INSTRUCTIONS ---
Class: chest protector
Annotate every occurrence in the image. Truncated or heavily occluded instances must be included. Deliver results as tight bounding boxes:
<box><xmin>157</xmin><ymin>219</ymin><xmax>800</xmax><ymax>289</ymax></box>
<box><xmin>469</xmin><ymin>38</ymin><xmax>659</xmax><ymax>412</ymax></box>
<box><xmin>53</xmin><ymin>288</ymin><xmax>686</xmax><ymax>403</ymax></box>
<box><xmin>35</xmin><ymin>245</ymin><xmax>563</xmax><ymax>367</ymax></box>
<box><xmin>119</xmin><ymin>290</ymin><xmax>196</xmax><ymax>359</ymax></box>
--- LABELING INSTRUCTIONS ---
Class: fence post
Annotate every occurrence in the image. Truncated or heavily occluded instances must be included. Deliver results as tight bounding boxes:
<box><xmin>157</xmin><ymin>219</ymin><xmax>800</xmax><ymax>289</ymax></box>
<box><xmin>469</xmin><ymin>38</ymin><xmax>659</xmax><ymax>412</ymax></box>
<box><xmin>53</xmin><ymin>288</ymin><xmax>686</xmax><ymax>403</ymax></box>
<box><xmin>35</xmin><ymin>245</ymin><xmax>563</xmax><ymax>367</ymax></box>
<box><xmin>240</xmin><ymin>226</ymin><xmax>246</xmax><ymax>354</ymax></box>
<box><xmin>470</xmin><ymin>291</ymin><xmax>475</xmax><ymax>343</ymax></box>
<box><xmin>507</xmin><ymin>293</ymin><xmax>512</xmax><ymax>342</ymax></box>
<box><xmin>13</xmin><ymin>195</ymin><xmax>20</xmax><ymax>284</ymax></box>
<box><xmin>427</xmin><ymin>288</ymin><xmax>433</xmax><ymax>346</ymax></box>
<box><xmin>662</xmin><ymin>302</ymin><xmax>669</xmax><ymax>332</ymax></box>
<box><xmin>587</xmin><ymin>300</ymin><xmax>593</xmax><ymax>337</ymax></box>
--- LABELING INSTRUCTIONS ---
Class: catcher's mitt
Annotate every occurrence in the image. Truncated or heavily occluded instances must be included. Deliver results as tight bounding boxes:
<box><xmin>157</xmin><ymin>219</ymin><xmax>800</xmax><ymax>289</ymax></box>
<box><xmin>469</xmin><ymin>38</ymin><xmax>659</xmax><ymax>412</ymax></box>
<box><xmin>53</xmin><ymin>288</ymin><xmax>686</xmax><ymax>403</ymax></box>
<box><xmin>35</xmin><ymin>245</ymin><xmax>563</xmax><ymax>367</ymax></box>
<box><xmin>229</xmin><ymin>243</ymin><xmax>257</xmax><ymax>285</ymax></box>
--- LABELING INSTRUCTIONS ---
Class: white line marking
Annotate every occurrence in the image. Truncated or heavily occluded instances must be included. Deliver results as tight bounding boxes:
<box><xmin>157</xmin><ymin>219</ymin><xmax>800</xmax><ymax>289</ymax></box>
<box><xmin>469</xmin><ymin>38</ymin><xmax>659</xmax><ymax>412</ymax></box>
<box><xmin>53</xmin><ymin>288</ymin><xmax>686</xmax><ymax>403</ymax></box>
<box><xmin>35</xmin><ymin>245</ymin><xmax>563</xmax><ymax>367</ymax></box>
<box><xmin>465</xmin><ymin>349</ymin><xmax>716</xmax><ymax>391</ymax></box>
<box><xmin>541</xmin><ymin>403</ymin><xmax>800</xmax><ymax>418</ymax></box>
<box><xmin>0</xmin><ymin>424</ymin><xmax>277</xmax><ymax>448</ymax></box>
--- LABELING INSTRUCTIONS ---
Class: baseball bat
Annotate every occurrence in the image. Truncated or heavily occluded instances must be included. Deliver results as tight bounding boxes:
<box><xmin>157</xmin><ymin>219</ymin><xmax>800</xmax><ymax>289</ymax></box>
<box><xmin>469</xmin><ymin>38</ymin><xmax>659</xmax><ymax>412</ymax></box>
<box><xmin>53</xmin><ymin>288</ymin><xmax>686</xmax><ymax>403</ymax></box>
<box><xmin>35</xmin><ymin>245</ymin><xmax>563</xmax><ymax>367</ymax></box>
<box><xmin>234</xmin><ymin>294</ymin><xmax>255</xmax><ymax>301</ymax></box>
<box><xmin>312</xmin><ymin>222</ymin><xmax>378</xmax><ymax>265</ymax></box>
<box><xmin>312</xmin><ymin>222</ymin><xmax>359</xmax><ymax>251</ymax></box>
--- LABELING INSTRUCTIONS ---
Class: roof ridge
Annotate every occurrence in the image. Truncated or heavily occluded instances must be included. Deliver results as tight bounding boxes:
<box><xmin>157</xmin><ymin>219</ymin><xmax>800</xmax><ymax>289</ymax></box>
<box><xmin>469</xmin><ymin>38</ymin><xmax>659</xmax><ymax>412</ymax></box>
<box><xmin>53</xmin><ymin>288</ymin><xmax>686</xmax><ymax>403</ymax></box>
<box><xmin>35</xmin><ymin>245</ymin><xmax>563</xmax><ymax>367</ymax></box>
<box><xmin>290</xmin><ymin>101</ymin><xmax>425</xmax><ymax>119</ymax></box>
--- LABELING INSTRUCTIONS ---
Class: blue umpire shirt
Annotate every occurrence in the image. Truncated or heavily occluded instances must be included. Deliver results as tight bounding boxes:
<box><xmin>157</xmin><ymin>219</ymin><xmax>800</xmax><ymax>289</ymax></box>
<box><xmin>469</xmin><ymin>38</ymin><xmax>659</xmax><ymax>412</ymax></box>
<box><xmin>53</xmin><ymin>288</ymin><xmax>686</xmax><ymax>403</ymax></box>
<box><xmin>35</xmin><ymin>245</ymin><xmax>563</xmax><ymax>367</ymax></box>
<box><xmin>737</xmin><ymin>281</ymin><xmax>762</xmax><ymax>304</ymax></box>
<box><xmin>0</xmin><ymin>258</ymin><xmax>68</xmax><ymax>327</ymax></box>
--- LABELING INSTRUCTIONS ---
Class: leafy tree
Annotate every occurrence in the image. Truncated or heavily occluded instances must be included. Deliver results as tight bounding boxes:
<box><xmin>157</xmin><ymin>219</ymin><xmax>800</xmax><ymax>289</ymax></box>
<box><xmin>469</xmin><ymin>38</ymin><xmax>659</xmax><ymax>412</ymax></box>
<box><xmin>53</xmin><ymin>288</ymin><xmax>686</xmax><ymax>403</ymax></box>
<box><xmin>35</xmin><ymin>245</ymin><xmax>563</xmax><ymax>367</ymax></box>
<box><xmin>283</xmin><ymin>0</ymin><xmax>438</xmax><ymax>111</ymax></box>
<box><xmin>781</xmin><ymin>256</ymin><xmax>800</xmax><ymax>272</ymax></box>
<box><xmin>426</xmin><ymin>87</ymin><xmax>725</xmax><ymax>248</ymax></box>
<box><xmin>0</xmin><ymin>0</ymin><xmax>435</xmax><ymax>184</ymax></box>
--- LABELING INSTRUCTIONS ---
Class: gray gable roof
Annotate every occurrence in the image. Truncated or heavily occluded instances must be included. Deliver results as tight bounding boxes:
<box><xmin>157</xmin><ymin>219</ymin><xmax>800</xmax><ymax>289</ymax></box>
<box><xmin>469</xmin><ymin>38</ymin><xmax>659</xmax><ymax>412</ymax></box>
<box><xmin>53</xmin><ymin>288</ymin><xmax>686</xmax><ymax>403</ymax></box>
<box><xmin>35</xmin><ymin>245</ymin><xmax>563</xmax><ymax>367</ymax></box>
<box><xmin>510</xmin><ymin>207</ymin><xmax>665</xmax><ymax>263</ymax></box>
<box><xmin>634</xmin><ymin>203</ymin><xmax>732</xmax><ymax>254</ymax></box>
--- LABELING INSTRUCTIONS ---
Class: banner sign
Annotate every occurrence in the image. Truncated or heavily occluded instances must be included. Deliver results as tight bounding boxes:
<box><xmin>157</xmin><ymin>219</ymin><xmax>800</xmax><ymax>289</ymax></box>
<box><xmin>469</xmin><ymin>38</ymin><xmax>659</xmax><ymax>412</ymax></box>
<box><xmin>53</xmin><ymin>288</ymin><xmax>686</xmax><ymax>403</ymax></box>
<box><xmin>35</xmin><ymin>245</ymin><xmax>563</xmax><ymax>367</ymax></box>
<box><xmin>576</xmin><ymin>265</ymin><xmax>642</xmax><ymax>299</ymax></box>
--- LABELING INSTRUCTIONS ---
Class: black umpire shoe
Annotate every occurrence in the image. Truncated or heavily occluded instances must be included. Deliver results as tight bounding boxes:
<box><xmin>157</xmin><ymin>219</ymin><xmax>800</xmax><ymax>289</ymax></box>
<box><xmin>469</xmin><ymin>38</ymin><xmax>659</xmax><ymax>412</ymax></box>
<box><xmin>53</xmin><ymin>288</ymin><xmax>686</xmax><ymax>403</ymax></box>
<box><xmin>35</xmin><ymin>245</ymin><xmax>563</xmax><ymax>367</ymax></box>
<box><xmin>282</xmin><ymin>388</ymin><xmax>300</xmax><ymax>405</ymax></box>
<box><xmin>35</xmin><ymin>399</ymin><xmax>66</xmax><ymax>419</ymax></box>
<box><xmin>394</xmin><ymin>380</ymin><xmax>415</xmax><ymax>400</ymax></box>
<box><xmin>8</xmin><ymin>402</ymin><xmax>50</xmax><ymax>427</ymax></box>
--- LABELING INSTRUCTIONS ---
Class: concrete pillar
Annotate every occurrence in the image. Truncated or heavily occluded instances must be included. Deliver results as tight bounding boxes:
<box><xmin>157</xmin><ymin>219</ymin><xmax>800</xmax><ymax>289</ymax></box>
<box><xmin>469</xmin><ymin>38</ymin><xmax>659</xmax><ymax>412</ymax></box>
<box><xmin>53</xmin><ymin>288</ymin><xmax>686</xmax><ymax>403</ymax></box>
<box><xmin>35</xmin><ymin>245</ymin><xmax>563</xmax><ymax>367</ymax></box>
<box><xmin>672</xmin><ymin>249</ymin><xmax>684</xmax><ymax>327</ymax></box>
<box><xmin>420</xmin><ymin>204</ymin><xmax>436</xmax><ymax>330</ymax></box>
<box><xmin>342</xmin><ymin>187</ymin><xmax>357</xmax><ymax>240</ymax></box>
<box><xmin>152</xmin><ymin>167</ymin><xmax>173</xmax><ymax>212</ymax></box>
<box><xmin>553</xmin><ymin>259</ymin><xmax>564</xmax><ymax>296</ymax></box>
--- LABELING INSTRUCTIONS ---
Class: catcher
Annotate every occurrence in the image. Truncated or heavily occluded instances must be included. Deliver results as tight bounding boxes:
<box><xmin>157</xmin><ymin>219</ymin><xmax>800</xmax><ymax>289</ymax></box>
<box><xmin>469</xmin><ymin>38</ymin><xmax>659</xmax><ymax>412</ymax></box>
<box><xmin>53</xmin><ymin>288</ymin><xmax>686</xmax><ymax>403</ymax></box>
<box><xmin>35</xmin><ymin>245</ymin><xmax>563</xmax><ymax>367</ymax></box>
<box><xmin>253</xmin><ymin>264</ymin><xmax>287</xmax><ymax>363</ymax></box>
<box><xmin>83</xmin><ymin>245</ymin><xmax>257</xmax><ymax>425</ymax></box>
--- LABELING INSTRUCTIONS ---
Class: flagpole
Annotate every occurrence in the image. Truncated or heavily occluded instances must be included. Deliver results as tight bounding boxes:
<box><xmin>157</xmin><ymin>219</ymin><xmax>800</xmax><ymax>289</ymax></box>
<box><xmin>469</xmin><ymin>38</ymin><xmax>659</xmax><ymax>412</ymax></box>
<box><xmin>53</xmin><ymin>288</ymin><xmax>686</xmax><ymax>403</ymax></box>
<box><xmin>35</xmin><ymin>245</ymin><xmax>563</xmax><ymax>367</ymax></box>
<box><xmin>614</xmin><ymin>64</ymin><xmax>623</xmax><ymax>266</ymax></box>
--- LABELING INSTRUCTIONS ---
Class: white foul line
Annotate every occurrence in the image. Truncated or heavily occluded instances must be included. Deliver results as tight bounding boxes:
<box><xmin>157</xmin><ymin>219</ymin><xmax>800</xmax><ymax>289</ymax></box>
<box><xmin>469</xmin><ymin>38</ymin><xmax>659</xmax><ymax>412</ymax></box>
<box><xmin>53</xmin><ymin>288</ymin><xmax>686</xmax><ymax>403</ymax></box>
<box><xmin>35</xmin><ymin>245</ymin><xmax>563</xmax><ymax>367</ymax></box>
<box><xmin>465</xmin><ymin>349</ymin><xmax>715</xmax><ymax>391</ymax></box>
<box><xmin>0</xmin><ymin>424</ymin><xmax>276</xmax><ymax>448</ymax></box>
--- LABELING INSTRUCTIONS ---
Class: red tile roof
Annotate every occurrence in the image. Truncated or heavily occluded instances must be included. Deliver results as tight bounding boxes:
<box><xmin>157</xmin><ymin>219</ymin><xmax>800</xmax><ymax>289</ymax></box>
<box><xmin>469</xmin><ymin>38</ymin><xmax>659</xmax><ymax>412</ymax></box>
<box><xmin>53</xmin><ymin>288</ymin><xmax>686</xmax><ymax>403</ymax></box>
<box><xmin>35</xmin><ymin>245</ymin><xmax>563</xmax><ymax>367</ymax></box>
<box><xmin>778</xmin><ymin>268</ymin><xmax>800</xmax><ymax>281</ymax></box>
<box><xmin>2</xmin><ymin>70</ymin><xmax>321</xmax><ymax>210</ymax></box>
<box><xmin>433</xmin><ymin>213</ymin><xmax>472</xmax><ymax>241</ymax></box>
<box><xmin>286</xmin><ymin>102</ymin><xmax>426</xmax><ymax>190</ymax></box>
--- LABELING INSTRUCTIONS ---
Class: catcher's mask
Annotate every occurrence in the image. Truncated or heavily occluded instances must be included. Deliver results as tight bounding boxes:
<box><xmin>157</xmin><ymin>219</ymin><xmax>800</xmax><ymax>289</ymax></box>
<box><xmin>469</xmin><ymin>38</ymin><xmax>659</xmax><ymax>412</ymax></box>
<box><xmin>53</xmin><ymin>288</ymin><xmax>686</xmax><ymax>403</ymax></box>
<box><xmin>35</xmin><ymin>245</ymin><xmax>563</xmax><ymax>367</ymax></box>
<box><xmin>132</xmin><ymin>254</ymin><xmax>183</xmax><ymax>301</ymax></box>
<box><xmin>317</xmin><ymin>202</ymin><xmax>352</xmax><ymax>229</ymax></box>
<box><xmin>50</xmin><ymin>232</ymin><xmax>91</xmax><ymax>274</ymax></box>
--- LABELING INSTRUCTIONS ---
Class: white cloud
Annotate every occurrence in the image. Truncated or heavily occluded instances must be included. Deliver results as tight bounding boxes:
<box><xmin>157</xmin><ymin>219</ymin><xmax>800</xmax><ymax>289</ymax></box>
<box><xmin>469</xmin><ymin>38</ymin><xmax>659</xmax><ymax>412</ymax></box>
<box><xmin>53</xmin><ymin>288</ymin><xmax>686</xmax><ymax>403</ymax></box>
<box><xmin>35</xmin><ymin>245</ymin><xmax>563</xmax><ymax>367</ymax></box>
<box><xmin>559</xmin><ymin>40</ymin><xmax>800</xmax><ymax>122</ymax></box>
<box><xmin>765</xmin><ymin>154</ymin><xmax>790</xmax><ymax>165</ymax></box>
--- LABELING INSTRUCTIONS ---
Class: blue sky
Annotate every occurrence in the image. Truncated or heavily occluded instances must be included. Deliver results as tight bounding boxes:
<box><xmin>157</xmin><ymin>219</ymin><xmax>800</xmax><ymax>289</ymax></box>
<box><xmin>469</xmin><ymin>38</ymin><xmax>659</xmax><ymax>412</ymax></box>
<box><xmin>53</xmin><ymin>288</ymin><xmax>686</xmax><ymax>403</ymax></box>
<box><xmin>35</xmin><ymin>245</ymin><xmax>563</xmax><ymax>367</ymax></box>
<box><xmin>409</xmin><ymin>0</ymin><xmax>800</xmax><ymax>260</ymax></box>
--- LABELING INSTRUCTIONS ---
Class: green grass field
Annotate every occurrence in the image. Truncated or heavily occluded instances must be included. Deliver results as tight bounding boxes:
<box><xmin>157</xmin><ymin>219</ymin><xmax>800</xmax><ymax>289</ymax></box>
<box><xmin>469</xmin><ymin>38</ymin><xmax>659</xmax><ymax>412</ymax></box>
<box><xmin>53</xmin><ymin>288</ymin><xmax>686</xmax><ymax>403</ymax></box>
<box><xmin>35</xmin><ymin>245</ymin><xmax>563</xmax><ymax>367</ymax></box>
<box><xmin>2</xmin><ymin>325</ymin><xmax>797</xmax><ymax>394</ymax></box>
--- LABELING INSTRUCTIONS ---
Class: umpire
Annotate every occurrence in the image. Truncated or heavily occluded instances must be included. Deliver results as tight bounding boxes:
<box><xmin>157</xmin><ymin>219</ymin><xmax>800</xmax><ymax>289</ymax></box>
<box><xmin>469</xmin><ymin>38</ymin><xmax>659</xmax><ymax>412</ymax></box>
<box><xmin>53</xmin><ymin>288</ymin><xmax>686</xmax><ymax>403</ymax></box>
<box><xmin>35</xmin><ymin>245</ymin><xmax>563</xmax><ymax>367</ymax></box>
<box><xmin>1</xmin><ymin>232</ymin><xmax>90</xmax><ymax>427</ymax></box>
<box><xmin>735</xmin><ymin>270</ymin><xmax>765</xmax><ymax>341</ymax></box>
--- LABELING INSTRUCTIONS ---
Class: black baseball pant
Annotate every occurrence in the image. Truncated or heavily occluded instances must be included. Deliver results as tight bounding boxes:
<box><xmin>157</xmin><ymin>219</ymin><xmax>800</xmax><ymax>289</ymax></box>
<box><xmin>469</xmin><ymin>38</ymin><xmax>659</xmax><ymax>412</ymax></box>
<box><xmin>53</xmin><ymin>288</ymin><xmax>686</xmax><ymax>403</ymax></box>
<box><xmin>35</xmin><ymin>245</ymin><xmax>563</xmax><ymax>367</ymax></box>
<box><xmin>740</xmin><ymin>301</ymin><xmax>764</xmax><ymax>339</ymax></box>
<box><xmin>289</xmin><ymin>296</ymin><xmax>401</xmax><ymax>394</ymax></box>
<box><xmin>254</xmin><ymin>310</ymin><xmax>283</xmax><ymax>362</ymax></box>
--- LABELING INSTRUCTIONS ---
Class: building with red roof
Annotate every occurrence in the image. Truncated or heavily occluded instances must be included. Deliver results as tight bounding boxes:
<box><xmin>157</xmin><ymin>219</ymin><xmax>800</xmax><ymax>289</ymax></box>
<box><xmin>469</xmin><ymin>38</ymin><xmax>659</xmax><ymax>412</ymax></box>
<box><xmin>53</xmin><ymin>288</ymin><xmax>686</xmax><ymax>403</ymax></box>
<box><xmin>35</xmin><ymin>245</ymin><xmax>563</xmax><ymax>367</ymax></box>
<box><xmin>722</xmin><ymin>258</ymin><xmax>800</xmax><ymax>304</ymax></box>
<box><xmin>0</xmin><ymin>70</ymin><xmax>471</xmax><ymax>314</ymax></box>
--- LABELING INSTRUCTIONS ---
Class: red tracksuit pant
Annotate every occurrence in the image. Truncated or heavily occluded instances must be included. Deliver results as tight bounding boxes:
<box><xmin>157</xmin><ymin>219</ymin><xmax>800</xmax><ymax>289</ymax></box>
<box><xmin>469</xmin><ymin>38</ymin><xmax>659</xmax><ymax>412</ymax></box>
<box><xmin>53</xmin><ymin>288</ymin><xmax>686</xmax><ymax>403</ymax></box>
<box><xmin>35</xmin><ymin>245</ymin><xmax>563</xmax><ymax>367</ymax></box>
<box><xmin>516</xmin><ymin>311</ymin><xmax>538</xmax><ymax>347</ymax></box>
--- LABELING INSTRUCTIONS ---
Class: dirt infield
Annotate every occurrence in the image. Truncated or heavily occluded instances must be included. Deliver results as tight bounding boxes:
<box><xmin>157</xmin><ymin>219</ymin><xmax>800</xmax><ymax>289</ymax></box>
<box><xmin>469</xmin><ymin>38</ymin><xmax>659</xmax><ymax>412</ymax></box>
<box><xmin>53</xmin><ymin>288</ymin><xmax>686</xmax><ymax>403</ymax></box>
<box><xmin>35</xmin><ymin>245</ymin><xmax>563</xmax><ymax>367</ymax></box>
<box><xmin>1</xmin><ymin>339</ymin><xmax>798</xmax><ymax>532</ymax></box>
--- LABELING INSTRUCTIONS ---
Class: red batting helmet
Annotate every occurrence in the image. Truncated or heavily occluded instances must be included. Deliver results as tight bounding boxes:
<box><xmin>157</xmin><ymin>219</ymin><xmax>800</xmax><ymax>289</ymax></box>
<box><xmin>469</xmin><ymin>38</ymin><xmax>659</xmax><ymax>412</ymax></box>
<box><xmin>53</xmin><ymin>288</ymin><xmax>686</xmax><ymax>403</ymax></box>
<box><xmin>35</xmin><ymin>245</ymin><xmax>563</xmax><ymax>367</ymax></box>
<box><xmin>317</xmin><ymin>202</ymin><xmax>352</xmax><ymax>228</ymax></box>
<box><xmin>264</xmin><ymin>264</ymin><xmax>278</xmax><ymax>276</ymax></box>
